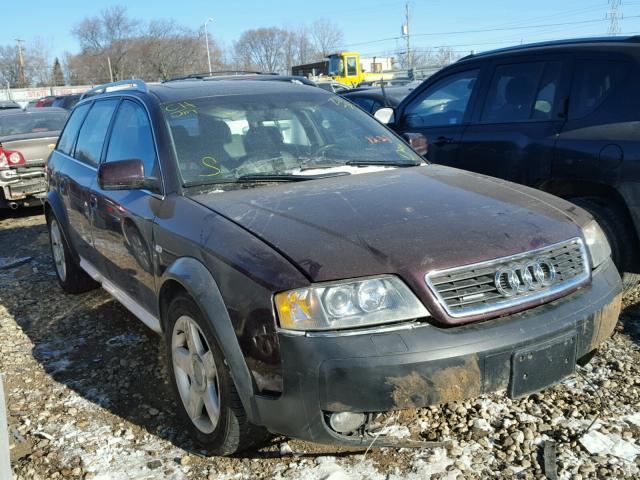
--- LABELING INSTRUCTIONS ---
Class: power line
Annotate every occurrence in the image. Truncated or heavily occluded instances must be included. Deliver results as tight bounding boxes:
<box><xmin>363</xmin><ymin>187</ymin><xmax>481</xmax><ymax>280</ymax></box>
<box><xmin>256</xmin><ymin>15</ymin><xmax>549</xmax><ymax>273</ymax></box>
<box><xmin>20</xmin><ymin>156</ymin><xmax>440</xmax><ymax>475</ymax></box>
<box><xmin>339</xmin><ymin>13</ymin><xmax>640</xmax><ymax>50</ymax></box>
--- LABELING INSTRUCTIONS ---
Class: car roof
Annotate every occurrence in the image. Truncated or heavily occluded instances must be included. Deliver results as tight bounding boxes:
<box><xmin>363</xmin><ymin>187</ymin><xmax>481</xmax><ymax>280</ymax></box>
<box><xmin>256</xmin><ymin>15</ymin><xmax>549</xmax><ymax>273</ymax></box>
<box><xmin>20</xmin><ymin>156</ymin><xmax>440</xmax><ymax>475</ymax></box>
<box><xmin>147</xmin><ymin>79</ymin><xmax>326</xmax><ymax>104</ymax></box>
<box><xmin>459</xmin><ymin>35</ymin><xmax>640</xmax><ymax>63</ymax></box>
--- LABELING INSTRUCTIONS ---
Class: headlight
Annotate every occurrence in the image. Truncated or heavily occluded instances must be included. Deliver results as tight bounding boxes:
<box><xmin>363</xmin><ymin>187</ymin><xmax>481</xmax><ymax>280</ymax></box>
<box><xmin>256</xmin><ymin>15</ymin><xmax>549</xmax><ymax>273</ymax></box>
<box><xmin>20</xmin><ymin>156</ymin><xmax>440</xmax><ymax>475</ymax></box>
<box><xmin>274</xmin><ymin>275</ymin><xmax>429</xmax><ymax>331</ymax></box>
<box><xmin>582</xmin><ymin>219</ymin><xmax>611</xmax><ymax>268</ymax></box>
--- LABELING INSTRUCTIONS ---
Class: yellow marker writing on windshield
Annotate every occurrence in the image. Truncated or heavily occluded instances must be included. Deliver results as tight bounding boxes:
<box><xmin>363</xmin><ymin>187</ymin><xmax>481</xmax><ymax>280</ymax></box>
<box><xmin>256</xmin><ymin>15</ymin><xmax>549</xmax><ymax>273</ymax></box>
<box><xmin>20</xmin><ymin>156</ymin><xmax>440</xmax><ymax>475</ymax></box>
<box><xmin>200</xmin><ymin>156</ymin><xmax>221</xmax><ymax>176</ymax></box>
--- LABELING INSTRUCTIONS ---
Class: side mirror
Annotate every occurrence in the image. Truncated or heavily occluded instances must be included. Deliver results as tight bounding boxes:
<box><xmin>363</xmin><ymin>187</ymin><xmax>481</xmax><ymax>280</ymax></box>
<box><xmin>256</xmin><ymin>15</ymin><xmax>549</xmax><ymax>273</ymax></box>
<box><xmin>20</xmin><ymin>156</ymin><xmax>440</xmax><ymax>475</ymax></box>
<box><xmin>98</xmin><ymin>159</ymin><xmax>146</xmax><ymax>191</ymax></box>
<box><xmin>374</xmin><ymin>107</ymin><xmax>395</xmax><ymax>124</ymax></box>
<box><xmin>403</xmin><ymin>132</ymin><xmax>428</xmax><ymax>156</ymax></box>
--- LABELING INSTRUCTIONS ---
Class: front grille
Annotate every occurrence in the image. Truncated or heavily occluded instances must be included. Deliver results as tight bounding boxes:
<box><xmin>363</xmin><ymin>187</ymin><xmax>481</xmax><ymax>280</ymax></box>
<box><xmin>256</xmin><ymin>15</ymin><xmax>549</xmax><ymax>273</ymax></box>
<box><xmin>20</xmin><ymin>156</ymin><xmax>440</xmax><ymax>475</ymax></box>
<box><xmin>425</xmin><ymin>238</ymin><xmax>590</xmax><ymax>318</ymax></box>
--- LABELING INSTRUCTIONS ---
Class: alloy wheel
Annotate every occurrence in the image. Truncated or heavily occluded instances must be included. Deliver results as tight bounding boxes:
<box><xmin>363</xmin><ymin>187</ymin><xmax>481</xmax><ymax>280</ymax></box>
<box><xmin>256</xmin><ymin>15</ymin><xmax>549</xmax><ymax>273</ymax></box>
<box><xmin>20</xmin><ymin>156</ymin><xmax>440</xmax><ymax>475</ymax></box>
<box><xmin>50</xmin><ymin>219</ymin><xmax>66</xmax><ymax>282</ymax></box>
<box><xmin>172</xmin><ymin>315</ymin><xmax>221</xmax><ymax>434</ymax></box>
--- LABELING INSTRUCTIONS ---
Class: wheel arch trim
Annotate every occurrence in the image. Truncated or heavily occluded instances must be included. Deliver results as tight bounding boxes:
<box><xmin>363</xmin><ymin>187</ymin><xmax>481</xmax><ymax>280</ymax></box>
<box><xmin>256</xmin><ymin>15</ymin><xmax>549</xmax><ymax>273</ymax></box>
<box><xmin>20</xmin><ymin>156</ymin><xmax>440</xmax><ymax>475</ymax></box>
<box><xmin>44</xmin><ymin>191</ymin><xmax>77</xmax><ymax>261</ymax></box>
<box><xmin>158</xmin><ymin>256</ymin><xmax>261</xmax><ymax>424</ymax></box>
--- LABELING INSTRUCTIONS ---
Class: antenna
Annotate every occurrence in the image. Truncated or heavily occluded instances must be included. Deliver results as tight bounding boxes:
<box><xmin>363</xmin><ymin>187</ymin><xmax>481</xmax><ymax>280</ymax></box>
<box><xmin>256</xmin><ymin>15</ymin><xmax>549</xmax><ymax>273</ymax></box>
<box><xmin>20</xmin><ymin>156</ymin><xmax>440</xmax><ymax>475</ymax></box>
<box><xmin>607</xmin><ymin>0</ymin><xmax>623</xmax><ymax>36</ymax></box>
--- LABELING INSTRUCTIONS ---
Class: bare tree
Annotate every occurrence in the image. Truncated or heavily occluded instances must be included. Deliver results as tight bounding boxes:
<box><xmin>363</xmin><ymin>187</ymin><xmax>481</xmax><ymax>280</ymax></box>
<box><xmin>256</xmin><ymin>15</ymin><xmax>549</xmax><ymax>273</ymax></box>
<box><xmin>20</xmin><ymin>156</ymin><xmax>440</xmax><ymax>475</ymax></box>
<box><xmin>431</xmin><ymin>46</ymin><xmax>462</xmax><ymax>66</ymax></box>
<box><xmin>0</xmin><ymin>46</ymin><xmax>20</xmax><ymax>87</ymax></box>
<box><xmin>234</xmin><ymin>28</ymin><xmax>289</xmax><ymax>73</ymax></box>
<box><xmin>72</xmin><ymin>5</ymin><xmax>139</xmax><ymax>80</ymax></box>
<box><xmin>310</xmin><ymin>19</ymin><xmax>344</xmax><ymax>58</ymax></box>
<box><xmin>0</xmin><ymin>39</ymin><xmax>52</xmax><ymax>87</ymax></box>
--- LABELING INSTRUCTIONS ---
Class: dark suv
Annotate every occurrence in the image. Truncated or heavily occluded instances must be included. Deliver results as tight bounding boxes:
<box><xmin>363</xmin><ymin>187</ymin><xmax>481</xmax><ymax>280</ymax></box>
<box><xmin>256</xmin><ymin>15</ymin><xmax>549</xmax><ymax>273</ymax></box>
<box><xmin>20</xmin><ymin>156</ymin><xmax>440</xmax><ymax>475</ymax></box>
<box><xmin>382</xmin><ymin>36</ymin><xmax>640</xmax><ymax>292</ymax></box>
<box><xmin>45</xmin><ymin>79</ymin><xmax>621</xmax><ymax>455</ymax></box>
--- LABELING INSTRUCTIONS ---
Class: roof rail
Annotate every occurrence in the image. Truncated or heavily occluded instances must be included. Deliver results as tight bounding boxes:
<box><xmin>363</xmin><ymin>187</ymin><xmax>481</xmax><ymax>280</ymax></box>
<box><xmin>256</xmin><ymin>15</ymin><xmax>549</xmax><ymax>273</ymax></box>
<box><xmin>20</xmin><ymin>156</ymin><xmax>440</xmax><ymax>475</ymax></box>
<box><xmin>458</xmin><ymin>35</ymin><xmax>640</xmax><ymax>62</ymax></box>
<box><xmin>164</xmin><ymin>71</ymin><xmax>277</xmax><ymax>82</ymax></box>
<box><xmin>80</xmin><ymin>79</ymin><xmax>148</xmax><ymax>100</ymax></box>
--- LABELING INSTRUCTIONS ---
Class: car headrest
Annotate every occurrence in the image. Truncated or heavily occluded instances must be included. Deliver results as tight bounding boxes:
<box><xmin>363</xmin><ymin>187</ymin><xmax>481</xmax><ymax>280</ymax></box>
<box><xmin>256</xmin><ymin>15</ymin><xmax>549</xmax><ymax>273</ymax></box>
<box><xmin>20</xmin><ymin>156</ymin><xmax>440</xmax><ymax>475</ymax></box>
<box><xmin>243</xmin><ymin>126</ymin><xmax>284</xmax><ymax>156</ymax></box>
<box><xmin>199</xmin><ymin>116</ymin><xmax>231</xmax><ymax>144</ymax></box>
<box><xmin>504</xmin><ymin>77</ymin><xmax>535</xmax><ymax>105</ymax></box>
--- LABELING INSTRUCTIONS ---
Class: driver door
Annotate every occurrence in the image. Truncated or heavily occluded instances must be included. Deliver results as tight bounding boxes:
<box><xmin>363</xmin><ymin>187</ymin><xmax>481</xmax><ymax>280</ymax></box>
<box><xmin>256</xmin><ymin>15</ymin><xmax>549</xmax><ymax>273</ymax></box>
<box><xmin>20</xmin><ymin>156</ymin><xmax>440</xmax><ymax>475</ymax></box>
<box><xmin>394</xmin><ymin>69</ymin><xmax>482</xmax><ymax>165</ymax></box>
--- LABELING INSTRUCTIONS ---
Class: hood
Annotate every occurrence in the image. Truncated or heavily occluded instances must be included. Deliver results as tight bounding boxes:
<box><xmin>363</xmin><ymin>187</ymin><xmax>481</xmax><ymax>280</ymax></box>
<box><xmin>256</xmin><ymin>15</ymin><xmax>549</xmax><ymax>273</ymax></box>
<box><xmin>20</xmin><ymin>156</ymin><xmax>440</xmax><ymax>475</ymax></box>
<box><xmin>190</xmin><ymin>165</ymin><xmax>589</xmax><ymax>323</ymax></box>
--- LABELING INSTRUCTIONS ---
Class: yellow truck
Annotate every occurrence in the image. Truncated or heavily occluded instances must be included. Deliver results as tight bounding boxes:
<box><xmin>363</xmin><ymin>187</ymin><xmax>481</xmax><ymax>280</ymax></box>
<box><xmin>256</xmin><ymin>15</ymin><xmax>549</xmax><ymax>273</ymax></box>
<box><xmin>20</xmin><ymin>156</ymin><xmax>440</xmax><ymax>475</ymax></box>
<box><xmin>293</xmin><ymin>52</ymin><xmax>394</xmax><ymax>87</ymax></box>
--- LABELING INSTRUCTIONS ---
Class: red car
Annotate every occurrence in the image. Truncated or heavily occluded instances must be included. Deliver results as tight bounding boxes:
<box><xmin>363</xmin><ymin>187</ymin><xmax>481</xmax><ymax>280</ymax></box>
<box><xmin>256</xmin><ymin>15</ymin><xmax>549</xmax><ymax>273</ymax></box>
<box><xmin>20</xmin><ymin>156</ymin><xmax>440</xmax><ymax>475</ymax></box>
<box><xmin>34</xmin><ymin>96</ymin><xmax>56</xmax><ymax>108</ymax></box>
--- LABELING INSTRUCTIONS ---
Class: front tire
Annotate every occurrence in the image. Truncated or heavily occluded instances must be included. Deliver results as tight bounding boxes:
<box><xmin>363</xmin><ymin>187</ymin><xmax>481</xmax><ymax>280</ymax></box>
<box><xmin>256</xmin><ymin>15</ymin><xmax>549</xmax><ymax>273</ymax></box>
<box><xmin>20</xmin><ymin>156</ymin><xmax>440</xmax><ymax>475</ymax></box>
<box><xmin>571</xmin><ymin>197</ymin><xmax>640</xmax><ymax>293</ymax></box>
<box><xmin>47</xmin><ymin>215</ymin><xmax>98</xmax><ymax>294</ymax></box>
<box><xmin>165</xmin><ymin>294</ymin><xmax>268</xmax><ymax>455</ymax></box>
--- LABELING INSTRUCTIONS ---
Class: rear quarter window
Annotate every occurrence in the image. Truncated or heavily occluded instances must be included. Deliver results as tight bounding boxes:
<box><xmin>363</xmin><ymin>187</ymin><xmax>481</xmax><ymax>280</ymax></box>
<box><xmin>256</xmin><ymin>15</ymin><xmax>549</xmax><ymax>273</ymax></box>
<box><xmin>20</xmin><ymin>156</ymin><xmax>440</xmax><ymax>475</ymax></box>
<box><xmin>569</xmin><ymin>59</ymin><xmax>631</xmax><ymax>119</ymax></box>
<box><xmin>57</xmin><ymin>103</ymin><xmax>90</xmax><ymax>155</ymax></box>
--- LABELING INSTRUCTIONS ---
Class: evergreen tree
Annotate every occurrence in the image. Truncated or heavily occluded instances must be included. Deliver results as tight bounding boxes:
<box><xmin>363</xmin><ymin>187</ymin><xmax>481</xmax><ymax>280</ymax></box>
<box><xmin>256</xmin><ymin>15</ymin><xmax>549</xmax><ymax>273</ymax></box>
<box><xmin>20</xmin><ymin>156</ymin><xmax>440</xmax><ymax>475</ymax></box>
<box><xmin>52</xmin><ymin>57</ymin><xmax>64</xmax><ymax>86</ymax></box>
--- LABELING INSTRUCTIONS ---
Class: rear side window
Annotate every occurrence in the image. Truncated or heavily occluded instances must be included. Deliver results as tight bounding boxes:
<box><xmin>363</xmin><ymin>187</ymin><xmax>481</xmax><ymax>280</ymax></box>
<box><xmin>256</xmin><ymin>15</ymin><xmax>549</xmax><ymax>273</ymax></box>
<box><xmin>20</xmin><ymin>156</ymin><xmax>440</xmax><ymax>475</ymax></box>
<box><xmin>74</xmin><ymin>99</ymin><xmax>118</xmax><ymax>166</ymax></box>
<box><xmin>105</xmin><ymin>100</ymin><xmax>157</xmax><ymax>177</ymax></box>
<box><xmin>403</xmin><ymin>70</ymin><xmax>479</xmax><ymax>128</ymax></box>
<box><xmin>569</xmin><ymin>60</ymin><xmax>630</xmax><ymax>119</ymax></box>
<box><xmin>57</xmin><ymin>103</ymin><xmax>90</xmax><ymax>155</ymax></box>
<box><xmin>481</xmin><ymin>62</ymin><xmax>546</xmax><ymax>123</ymax></box>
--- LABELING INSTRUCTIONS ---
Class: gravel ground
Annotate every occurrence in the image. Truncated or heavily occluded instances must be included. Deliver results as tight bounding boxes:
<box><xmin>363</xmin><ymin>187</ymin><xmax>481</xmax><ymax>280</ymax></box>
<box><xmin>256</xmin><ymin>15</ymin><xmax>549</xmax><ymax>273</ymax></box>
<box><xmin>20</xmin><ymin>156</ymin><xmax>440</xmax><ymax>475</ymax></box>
<box><xmin>1</xmin><ymin>208</ymin><xmax>640</xmax><ymax>480</ymax></box>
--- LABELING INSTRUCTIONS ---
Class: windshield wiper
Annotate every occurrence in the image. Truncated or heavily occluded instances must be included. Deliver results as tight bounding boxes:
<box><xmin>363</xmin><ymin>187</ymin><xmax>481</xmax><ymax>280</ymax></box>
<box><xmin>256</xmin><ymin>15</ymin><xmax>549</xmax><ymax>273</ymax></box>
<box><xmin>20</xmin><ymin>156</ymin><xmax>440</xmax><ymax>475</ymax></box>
<box><xmin>235</xmin><ymin>172</ymin><xmax>350</xmax><ymax>182</ymax></box>
<box><xmin>345</xmin><ymin>160</ymin><xmax>423</xmax><ymax>167</ymax></box>
<box><xmin>182</xmin><ymin>171</ymin><xmax>350</xmax><ymax>188</ymax></box>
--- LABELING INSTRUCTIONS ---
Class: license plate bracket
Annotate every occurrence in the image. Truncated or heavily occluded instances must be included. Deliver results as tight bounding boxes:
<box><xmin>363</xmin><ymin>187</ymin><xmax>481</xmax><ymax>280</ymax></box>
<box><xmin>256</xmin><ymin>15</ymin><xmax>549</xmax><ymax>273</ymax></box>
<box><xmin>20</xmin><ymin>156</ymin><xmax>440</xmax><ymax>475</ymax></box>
<box><xmin>509</xmin><ymin>333</ymin><xmax>577</xmax><ymax>398</ymax></box>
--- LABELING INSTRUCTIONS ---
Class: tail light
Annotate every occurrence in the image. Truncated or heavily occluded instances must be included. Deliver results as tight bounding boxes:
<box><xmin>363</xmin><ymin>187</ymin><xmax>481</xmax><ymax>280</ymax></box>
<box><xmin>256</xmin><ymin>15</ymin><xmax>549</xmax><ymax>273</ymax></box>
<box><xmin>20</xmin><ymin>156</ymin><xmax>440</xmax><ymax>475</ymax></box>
<box><xmin>0</xmin><ymin>146</ymin><xmax>26</xmax><ymax>169</ymax></box>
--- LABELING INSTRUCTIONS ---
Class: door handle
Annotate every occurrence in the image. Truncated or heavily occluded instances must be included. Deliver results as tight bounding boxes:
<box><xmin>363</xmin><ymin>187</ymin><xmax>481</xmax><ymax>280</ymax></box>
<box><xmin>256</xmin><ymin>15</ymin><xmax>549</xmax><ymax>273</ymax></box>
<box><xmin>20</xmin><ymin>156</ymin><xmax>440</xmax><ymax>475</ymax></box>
<box><xmin>433</xmin><ymin>136</ymin><xmax>453</xmax><ymax>147</ymax></box>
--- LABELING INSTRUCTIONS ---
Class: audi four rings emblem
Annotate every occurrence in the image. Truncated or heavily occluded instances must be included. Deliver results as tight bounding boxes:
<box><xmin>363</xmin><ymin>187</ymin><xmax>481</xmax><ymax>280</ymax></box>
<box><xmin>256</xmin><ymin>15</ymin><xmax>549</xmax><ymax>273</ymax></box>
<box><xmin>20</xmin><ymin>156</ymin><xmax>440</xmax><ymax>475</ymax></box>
<box><xmin>495</xmin><ymin>258</ymin><xmax>556</xmax><ymax>297</ymax></box>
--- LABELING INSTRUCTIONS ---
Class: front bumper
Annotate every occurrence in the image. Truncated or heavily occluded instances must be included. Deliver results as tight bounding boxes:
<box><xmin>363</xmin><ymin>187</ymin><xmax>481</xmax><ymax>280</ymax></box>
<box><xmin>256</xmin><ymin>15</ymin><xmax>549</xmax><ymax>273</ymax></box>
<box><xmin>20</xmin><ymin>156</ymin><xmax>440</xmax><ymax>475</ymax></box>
<box><xmin>252</xmin><ymin>257</ymin><xmax>622</xmax><ymax>445</ymax></box>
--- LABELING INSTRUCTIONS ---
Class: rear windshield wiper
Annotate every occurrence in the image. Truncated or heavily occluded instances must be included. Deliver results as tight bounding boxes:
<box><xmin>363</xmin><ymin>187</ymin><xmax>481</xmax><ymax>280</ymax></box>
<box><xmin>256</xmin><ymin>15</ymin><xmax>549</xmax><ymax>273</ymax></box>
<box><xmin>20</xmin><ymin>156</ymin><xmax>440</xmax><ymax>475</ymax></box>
<box><xmin>235</xmin><ymin>172</ymin><xmax>350</xmax><ymax>182</ymax></box>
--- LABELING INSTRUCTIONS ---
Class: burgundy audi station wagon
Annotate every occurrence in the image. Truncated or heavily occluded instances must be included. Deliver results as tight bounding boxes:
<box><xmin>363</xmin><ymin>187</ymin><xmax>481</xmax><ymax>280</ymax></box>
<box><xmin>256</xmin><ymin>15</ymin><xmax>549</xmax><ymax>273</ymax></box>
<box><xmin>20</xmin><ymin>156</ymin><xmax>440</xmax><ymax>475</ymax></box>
<box><xmin>45</xmin><ymin>77</ymin><xmax>621</xmax><ymax>455</ymax></box>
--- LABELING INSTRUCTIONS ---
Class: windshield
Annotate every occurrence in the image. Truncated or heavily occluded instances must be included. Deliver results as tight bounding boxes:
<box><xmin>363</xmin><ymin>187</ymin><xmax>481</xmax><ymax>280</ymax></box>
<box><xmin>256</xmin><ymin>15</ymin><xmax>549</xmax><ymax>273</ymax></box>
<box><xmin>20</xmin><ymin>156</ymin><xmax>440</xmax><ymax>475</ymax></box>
<box><xmin>163</xmin><ymin>91</ymin><xmax>423</xmax><ymax>187</ymax></box>
<box><xmin>0</xmin><ymin>111</ymin><xmax>68</xmax><ymax>136</ymax></box>
<box><xmin>328</xmin><ymin>56</ymin><xmax>344</xmax><ymax>77</ymax></box>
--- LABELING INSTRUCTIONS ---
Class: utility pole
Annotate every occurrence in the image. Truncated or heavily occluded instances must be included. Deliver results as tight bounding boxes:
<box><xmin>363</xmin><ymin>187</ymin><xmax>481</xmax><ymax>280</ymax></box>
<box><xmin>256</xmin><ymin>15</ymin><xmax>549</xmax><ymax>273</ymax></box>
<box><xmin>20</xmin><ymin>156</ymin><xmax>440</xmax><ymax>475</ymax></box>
<box><xmin>204</xmin><ymin>17</ymin><xmax>214</xmax><ymax>76</ymax></box>
<box><xmin>607</xmin><ymin>0</ymin><xmax>623</xmax><ymax>35</ymax></box>
<box><xmin>403</xmin><ymin>2</ymin><xmax>412</xmax><ymax>70</ymax></box>
<box><xmin>15</xmin><ymin>39</ymin><xmax>26</xmax><ymax>88</ymax></box>
<box><xmin>107</xmin><ymin>56</ymin><xmax>114</xmax><ymax>82</ymax></box>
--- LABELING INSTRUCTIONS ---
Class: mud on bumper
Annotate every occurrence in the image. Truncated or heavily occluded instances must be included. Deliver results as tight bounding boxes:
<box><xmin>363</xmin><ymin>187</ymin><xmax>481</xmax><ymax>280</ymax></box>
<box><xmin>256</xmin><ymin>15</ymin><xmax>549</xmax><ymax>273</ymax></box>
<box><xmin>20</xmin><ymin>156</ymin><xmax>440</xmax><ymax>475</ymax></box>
<box><xmin>0</xmin><ymin>180</ymin><xmax>46</xmax><ymax>206</ymax></box>
<box><xmin>252</xmin><ymin>258</ymin><xmax>622</xmax><ymax>444</ymax></box>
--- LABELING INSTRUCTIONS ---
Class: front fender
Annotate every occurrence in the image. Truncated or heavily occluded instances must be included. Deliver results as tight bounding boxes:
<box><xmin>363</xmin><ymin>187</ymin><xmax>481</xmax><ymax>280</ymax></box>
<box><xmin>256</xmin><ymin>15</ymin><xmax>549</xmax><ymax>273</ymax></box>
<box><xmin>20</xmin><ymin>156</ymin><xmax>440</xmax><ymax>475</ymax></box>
<box><xmin>159</xmin><ymin>256</ymin><xmax>261</xmax><ymax>425</ymax></box>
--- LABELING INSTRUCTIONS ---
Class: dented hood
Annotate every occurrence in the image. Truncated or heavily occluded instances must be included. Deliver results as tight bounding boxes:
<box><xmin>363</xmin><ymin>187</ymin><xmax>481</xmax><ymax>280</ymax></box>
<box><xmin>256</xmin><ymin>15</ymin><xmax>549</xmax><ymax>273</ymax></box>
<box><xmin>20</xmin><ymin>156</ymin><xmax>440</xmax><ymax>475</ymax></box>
<box><xmin>190</xmin><ymin>165</ymin><xmax>588</xmax><ymax>320</ymax></box>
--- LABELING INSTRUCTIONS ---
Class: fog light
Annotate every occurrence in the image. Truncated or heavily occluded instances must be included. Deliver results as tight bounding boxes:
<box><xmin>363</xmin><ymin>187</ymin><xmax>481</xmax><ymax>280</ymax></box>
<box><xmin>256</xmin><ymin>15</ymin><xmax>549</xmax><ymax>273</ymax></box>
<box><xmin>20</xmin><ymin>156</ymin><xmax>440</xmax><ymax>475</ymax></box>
<box><xmin>328</xmin><ymin>412</ymin><xmax>366</xmax><ymax>434</ymax></box>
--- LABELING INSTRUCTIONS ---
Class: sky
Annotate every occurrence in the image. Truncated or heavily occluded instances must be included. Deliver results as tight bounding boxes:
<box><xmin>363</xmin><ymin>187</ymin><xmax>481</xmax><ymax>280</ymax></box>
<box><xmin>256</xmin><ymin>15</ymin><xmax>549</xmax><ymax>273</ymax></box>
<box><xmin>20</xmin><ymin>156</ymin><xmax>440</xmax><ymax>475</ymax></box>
<box><xmin>4</xmin><ymin>0</ymin><xmax>640</xmax><ymax>62</ymax></box>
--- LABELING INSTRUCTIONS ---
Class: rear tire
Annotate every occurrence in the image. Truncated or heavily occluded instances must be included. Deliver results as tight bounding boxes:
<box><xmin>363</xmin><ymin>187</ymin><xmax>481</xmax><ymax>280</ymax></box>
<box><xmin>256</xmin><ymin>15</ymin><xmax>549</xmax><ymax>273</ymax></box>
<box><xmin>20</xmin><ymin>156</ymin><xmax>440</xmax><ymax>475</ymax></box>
<box><xmin>47</xmin><ymin>214</ymin><xmax>99</xmax><ymax>294</ymax></box>
<box><xmin>165</xmin><ymin>293</ymin><xmax>269</xmax><ymax>455</ymax></box>
<box><xmin>571</xmin><ymin>197</ymin><xmax>640</xmax><ymax>293</ymax></box>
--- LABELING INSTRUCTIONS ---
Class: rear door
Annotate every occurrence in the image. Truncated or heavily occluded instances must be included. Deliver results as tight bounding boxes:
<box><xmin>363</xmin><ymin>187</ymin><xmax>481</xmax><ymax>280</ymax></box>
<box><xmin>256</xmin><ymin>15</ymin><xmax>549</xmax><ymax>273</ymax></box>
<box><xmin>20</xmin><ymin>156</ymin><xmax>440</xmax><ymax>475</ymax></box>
<box><xmin>554</xmin><ymin>54</ymin><xmax>634</xmax><ymax>186</ymax></box>
<box><xmin>393</xmin><ymin>68</ymin><xmax>483</xmax><ymax>165</ymax></box>
<box><xmin>457</xmin><ymin>55</ymin><xmax>571</xmax><ymax>185</ymax></box>
<box><xmin>60</xmin><ymin>99</ymin><xmax>119</xmax><ymax>262</ymax></box>
<box><xmin>91</xmin><ymin>98</ymin><xmax>161</xmax><ymax>314</ymax></box>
